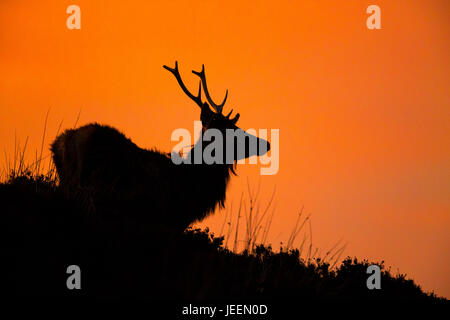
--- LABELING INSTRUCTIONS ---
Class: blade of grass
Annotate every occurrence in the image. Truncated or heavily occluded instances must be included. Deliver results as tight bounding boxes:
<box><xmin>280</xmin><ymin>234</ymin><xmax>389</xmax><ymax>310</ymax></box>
<box><xmin>233</xmin><ymin>192</ymin><xmax>243</xmax><ymax>253</ymax></box>
<box><xmin>36</xmin><ymin>108</ymin><xmax>50</xmax><ymax>176</ymax></box>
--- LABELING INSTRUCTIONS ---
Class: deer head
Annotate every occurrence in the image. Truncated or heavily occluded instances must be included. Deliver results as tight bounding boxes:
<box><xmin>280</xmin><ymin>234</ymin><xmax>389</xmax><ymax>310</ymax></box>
<box><xmin>163</xmin><ymin>61</ymin><xmax>270</xmax><ymax>164</ymax></box>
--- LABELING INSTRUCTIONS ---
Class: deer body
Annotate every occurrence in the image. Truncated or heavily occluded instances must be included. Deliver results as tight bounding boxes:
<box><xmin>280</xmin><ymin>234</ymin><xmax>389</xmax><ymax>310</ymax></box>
<box><xmin>51</xmin><ymin>62</ymin><xmax>269</xmax><ymax>230</ymax></box>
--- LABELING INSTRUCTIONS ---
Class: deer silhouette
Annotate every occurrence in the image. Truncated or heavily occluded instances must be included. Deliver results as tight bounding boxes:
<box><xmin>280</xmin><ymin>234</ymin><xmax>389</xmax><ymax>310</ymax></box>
<box><xmin>51</xmin><ymin>62</ymin><xmax>270</xmax><ymax>230</ymax></box>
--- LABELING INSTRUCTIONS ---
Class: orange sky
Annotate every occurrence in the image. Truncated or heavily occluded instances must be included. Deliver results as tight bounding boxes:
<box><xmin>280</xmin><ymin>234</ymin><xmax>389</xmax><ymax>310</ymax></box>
<box><xmin>1</xmin><ymin>1</ymin><xmax>449</xmax><ymax>297</ymax></box>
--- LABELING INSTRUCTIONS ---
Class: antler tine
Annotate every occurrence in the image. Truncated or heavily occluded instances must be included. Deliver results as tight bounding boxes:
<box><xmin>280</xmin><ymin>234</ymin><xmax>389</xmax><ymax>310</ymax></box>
<box><xmin>163</xmin><ymin>61</ymin><xmax>203</xmax><ymax>109</ymax></box>
<box><xmin>192</xmin><ymin>64</ymin><xmax>228</xmax><ymax>114</ymax></box>
<box><xmin>230</xmin><ymin>113</ymin><xmax>240</xmax><ymax>124</ymax></box>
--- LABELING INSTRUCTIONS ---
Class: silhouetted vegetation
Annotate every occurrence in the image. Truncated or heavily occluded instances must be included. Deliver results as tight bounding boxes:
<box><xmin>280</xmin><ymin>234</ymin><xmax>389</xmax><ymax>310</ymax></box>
<box><xmin>1</xmin><ymin>172</ymin><xmax>444</xmax><ymax>301</ymax></box>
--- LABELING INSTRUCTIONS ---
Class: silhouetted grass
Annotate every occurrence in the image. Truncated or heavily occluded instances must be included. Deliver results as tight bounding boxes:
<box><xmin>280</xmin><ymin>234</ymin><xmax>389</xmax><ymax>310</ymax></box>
<box><xmin>0</xmin><ymin>171</ymin><xmax>444</xmax><ymax>301</ymax></box>
<box><xmin>210</xmin><ymin>181</ymin><xmax>347</xmax><ymax>270</ymax></box>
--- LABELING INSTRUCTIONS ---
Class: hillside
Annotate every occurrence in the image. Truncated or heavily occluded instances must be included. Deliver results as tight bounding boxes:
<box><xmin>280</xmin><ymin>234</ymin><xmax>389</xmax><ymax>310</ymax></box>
<box><xmin>0</xmin><ymin>173</ymin><xmax>443</xmax><ymax>303</ymax></box>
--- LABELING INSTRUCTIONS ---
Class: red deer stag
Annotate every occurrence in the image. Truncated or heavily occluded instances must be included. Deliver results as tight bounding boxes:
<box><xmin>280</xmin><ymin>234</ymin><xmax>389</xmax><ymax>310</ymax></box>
<box><xmin>51</xmin><ymin>61</ymin><xmax>270</xmax><ymax>230</ymax></box>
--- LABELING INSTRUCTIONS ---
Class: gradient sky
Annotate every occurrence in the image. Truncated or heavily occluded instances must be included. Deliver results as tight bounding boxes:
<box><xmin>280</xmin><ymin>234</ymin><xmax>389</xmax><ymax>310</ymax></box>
<box><xmin>0</xmin><ymin>1</ymin><xmax>449</xmax><ymax>297</ymax></box>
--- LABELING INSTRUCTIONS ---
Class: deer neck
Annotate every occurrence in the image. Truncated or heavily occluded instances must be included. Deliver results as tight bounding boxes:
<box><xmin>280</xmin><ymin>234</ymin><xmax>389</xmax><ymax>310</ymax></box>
<box><xmin>182</xmin><ymin>130</ymin><xmax>234</xmax><ymax>216</ymax></box>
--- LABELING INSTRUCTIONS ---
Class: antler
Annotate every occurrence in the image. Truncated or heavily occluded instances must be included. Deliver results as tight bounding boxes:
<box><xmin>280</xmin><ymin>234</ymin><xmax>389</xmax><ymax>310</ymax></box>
<box><xmin>225</xmin><ymin>109</ymin><xmax>240</xmax><ymax>124</ymax></box>
<box><xmin>164</xmin><ymin>61</ymin><xmax>232</xmax><ymax>119</ymax></box>
<box><xmin>192</xmin><ymin>65</ymin><xmax>228</xmax><ymax>114</ymax></box>
<box><xmin>163</xmin><ymin>61</ymin><xmax>203</xmax><ymax>109</ymax></box>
